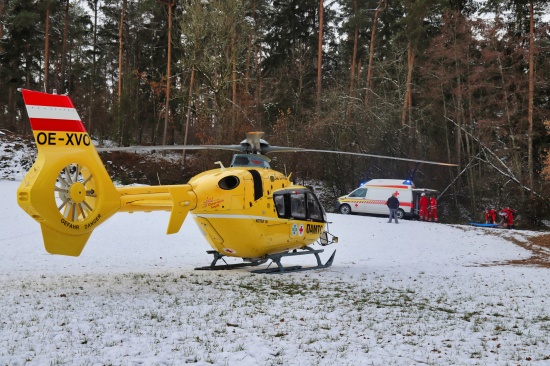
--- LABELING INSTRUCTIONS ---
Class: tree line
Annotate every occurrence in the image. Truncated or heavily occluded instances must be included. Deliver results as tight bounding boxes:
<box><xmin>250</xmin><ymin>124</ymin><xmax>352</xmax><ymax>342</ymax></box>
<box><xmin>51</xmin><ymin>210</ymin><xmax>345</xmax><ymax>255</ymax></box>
<box><xmin>1</xmin><ymin>0</ymin><xmax>550</xmax><ymax>226</ymax></box>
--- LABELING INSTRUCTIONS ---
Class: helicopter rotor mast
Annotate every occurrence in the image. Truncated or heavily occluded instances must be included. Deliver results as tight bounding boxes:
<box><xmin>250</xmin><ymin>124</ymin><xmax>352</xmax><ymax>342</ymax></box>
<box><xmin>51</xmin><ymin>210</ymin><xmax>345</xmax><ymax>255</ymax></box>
<box><xmin>243</xmin><ymin>131</ymin><xmax>266</xmax><ymax>154</ymax></box>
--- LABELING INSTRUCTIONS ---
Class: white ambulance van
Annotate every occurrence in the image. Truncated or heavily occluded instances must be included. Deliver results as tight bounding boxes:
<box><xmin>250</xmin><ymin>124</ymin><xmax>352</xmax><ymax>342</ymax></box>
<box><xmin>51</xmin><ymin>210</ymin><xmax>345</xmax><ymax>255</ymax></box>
<box><xmin>336</xmin><ymin>179</ymin><xmax>437</xmax><ymax>219</ymax></box>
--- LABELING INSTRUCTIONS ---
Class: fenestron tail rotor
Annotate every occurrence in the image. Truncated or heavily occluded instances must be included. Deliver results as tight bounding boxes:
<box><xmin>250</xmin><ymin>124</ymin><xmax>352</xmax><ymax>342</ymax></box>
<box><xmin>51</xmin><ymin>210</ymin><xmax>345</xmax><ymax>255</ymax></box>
<box><xmin>55</xmin><ymin>163</ymin><xmax>97</xmax><ymax>222</ymax></box>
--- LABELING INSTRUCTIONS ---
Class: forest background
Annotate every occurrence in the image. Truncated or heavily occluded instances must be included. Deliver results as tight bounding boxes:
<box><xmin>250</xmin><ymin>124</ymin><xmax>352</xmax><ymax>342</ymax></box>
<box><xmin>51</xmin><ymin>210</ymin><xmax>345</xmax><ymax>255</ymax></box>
<box><xmin>1</xmin><ymin>0</ymin><xmax>550</xmax><ymax>227</ymax></box>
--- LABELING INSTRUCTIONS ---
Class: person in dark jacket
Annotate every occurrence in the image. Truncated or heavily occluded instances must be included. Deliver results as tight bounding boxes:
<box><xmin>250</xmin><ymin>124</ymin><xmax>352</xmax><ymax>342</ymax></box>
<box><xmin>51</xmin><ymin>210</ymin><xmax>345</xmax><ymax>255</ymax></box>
<box><xmin>386</xmin><ymin>192</ymin><xmax>400</xmax><ymax>224</ymax></box>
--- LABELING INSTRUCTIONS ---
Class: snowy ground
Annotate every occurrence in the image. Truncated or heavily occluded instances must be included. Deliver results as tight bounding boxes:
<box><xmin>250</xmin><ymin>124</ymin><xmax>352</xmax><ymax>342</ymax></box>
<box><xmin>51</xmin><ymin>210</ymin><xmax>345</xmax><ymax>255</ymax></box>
<box><xmin>2</xmin><ymin>175</ymin><xmax>550</xmax><ymax>365</ymax></box>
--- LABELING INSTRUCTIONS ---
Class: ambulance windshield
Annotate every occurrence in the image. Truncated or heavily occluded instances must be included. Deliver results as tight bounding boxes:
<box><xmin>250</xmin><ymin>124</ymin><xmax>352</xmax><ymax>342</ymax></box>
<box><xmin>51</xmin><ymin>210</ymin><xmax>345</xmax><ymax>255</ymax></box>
<box><xmin>348</xmin><ymin>188</ymin><xmax>367</xmax><ymax>198</ymax></box>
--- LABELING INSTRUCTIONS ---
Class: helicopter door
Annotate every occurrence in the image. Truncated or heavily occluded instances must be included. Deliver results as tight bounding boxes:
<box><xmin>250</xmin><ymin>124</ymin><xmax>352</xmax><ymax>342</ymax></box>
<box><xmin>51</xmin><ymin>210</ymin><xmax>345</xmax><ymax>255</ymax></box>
<box><xmin>273</xmin><ymin>190</ymin><xmax>325</xmax><ymax>222</ymax></box>
<box><xmin>267</xmin><ymin>193</ymin><xmax>293</xmax><ymax>249</ymax></box>
<box><xmin>290</xmin><ymin>193</ymin><xmax>306</xmax><ymax>220</ymax></box>
<box><xmin>305</xmin><ymin>192</ymin><xmax>324</xmax><ymax>221</ymax></box>
<box><xmin>270</xmin><ymin>190</ymin><xmax>326</xmax><ymax>247</ymax></box>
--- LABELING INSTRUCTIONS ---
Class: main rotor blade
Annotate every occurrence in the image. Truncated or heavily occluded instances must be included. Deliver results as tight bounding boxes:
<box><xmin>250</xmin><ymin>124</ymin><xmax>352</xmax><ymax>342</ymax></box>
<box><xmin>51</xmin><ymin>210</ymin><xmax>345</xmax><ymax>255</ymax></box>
<box><xmin>96</xmin><ymin>144</ymin><xmax>243</xmax><ymax>153</ymax></box>
<box><xmin>265</xmin><ymin>147</ymin><xmax>458</xmax><ymax>167</ymax></box>
<box><xmin>96</xmin><ymin>143</ymin><xmax>457</xmax><ymax>166</ymax></box>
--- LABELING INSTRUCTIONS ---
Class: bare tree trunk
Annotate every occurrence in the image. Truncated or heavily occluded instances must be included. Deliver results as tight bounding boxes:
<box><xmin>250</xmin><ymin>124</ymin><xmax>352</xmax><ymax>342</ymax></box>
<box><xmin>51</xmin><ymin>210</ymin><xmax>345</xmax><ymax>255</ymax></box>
<box><xmin>118</xmin><ymin>0</ymin><xmax>126</xmax><ymax>105</ymax></box>
<box><xmin>400</xmin><ymin>41</ymin><xmax>414</xmax><ymax>140</ymax></box>
<box><xmin>162</xmin><ymin>0</ymin><xmax>174</xmax><ymax>146</ymax></box>
<box><xmin>54</xmin><ymin>53</ymin><xmax>60</xmax><ymax>91</ymax></box>
<box><xmin>255</xmin><ymin>32</ymin><xmax>262</xmax><ymax>129</ymax></box>
<box><xmin>68</xmin><ymin>38</ymin><xmax>73</xmax><ymax>95</ymax></box>
<box><xmin>244</xmin><ymin>0</ymin><xmax>257</xmax><ymax>94</ymax></box>
<box><xmin>527</xmin><ymin>0</ymin><xmax>535</xmax><ymax>193</ymax></box>
<box><xmin>460</xmin><ymin>74</ymin><xmax>475</xmax><ymax>208</ymax></box>
<box><xmin>60</xmin><ymin>0</ymin><xmax>70</xmax><ymax>94</ymax></box>
<box><xmin>88</xmin><ymin>0</ymin><xmax>98</xmax><ymax>133</ymax></box>
<box><xmin>231</xmin><ymin>22</ymin><xmax>237</xmax><ymax>140</ymax></box>
<box><xmin>0</xmin><ymin>2</ymin><xmax>4</xmax><ymax>73</ymax></box>
<box><xmin>243</xmin><ymin>0</ymin><xmax>262</xmax><ymax>129</ymax></box>
<box><xmin>117</xmin><ymin>0</ymin><xmax>127</xmax><ymax>145</ymax></box>
<box><xmin>182</xmin><ymin>67</ymin><xmax>195</xmax><ymax>166</ymax></box>
<box><xmin>497</xmin><ymin>54</ymin><xmax>523</xmax><ymax>196</ymax></box>
<box><xmin>0</xmin><ymin>1</ymin><xmax>4</xmax><ymax>50</ymax></box>
<box><xmin>364</xmin><ymin>0</ymin><xmax>386</xmax><ymax>107</ymax></box>
<box><xmin>348</xmin><ymin>0</ymin><xmax>358</xmax><ymax>119</ymax></box>
<box><xmin>44</xmin><ymin>2</ymin><xmax>51</xmax><ymax>93</ymax></box>
<box><xmin>316</xmin><ymin>0</ymin><xmax>323</xmax><ymax>121</ymax></box>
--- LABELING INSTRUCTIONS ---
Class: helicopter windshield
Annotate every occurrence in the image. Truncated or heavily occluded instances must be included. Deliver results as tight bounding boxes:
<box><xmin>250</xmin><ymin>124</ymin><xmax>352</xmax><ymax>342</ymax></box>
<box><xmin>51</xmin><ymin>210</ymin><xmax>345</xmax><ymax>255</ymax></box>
<box><xmin>230</xmin><ymin>154</ymin><xmax>271</xmax><ymax>169</ymax></box>
<box><xmin>273</xmin><ymin>189</ymin><xmax>326</xmax><ymax>222</ymax></box>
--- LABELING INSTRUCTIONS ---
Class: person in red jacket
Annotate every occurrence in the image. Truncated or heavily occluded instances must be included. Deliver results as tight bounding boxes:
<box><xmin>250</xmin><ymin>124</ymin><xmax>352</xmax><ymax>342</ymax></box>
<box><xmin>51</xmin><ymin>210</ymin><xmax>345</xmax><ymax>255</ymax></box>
<box><xmin>485</xmin><ymin>208</ymin><xmax>497</xmax><ymax>224</ymax></box>
<box><xmin>419</xmin><ymin>193</ymin><xmax>429</xmax><ymax>221</ymax></box>
<box><xmin>499</xmin><ymin>207</ymin><xmax>515</xmax><ymax>229</ymax></box>
<box><xmin>428</xmin><ymin>195</ymin><xmax>438</xmax><ymax>222</ymax></box>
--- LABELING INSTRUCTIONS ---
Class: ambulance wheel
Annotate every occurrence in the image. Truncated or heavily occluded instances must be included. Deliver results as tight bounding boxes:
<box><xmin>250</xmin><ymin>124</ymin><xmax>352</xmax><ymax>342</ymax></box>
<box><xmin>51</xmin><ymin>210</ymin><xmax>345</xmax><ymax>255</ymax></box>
<box><xmin>339</xmin><ymin>204</ymin><xmax>352</xmax><ymax>215</ymax></box>
<box><xmin>396</xmin><ymin>209</ymin><xmax>405</xmax><ymax>220</ymax></box>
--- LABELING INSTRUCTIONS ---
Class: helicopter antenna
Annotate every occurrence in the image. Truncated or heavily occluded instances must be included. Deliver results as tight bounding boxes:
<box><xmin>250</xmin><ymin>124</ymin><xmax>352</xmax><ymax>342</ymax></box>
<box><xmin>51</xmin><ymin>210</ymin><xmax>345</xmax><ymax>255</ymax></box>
<box><xmin>214</xmin><ymin>161</ymin><xmax>225</xmax><ymax>171</ymax></box>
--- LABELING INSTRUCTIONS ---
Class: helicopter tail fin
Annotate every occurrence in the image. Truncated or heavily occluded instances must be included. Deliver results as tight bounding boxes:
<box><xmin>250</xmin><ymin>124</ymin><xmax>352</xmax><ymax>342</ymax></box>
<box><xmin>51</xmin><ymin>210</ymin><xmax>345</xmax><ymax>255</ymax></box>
<box><xmin>18</xmin><ymin>89</ymin><xmax>197</xmax><ymax>256</ymax></box>
<box><xmin>17</xmin><ymin>89</ymin><xmax>122</xmax><ymax>256</ymax></box>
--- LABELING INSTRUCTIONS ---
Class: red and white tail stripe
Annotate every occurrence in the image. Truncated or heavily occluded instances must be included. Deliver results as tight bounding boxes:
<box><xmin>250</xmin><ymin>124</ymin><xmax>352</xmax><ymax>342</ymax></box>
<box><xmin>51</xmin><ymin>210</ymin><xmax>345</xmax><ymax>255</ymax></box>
<box><xmin>21</xmin><ymin>89</ymin><xmax>86</xmax><ymax>133</ymax></box>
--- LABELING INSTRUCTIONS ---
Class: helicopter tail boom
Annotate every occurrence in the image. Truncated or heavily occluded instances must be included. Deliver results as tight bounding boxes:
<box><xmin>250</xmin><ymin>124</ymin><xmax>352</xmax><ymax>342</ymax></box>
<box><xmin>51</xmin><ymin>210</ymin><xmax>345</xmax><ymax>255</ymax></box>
<box><xmin>17</xmin><ymin>89</ymin><xmax>196</xmax><ymax>256</ymax></box>
<box><xmin>117</xmin><ymin>185</ymin><xmax>196</xmax><ymax>234</ymax></box>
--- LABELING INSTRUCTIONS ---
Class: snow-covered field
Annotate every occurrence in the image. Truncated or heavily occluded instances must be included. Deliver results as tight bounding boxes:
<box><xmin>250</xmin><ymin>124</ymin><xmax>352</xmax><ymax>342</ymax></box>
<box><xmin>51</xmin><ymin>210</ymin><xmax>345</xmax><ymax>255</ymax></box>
<box><xmin>2</xmin><ymin>178</ymin><xmax>550</xmax><ymax>365</ymax></box>
<box><xmin>2</xmin><ymin>135</ymin><xmax>550</xmax><ymax>365</ymax></box>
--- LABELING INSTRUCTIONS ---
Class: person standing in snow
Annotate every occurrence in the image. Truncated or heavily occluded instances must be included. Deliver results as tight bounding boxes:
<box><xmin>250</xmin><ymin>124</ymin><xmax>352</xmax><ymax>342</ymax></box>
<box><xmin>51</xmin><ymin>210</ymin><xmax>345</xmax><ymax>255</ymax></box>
<box><xmin>386</xmin><ymin>192</ymin><xmax>400</xmax><ymax>224</ymax></box>
<box><xmin>428</xmin><ymin>195</ymin><xmax>438</xmax><ymax>222</ymax></box>
<box><xmin>485</xmin><ymin>207</ymin><xmax>497</xmax><ymax>224</ymax></box>
<box><xmin>499</xmin><ymin>207</ymin><xmax>515</xmax><ymax>229</ymax></box>
<box><xmin>419</xmin><ymin>193</ymin><xmax>429</xmax><ymax>221</ymax></box>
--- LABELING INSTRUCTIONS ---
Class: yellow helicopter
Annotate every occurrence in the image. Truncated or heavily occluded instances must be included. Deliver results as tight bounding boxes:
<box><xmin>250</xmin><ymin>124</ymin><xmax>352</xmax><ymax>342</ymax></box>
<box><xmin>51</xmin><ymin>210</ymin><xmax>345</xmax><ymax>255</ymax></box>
<box><xmin>16</xmin><ymin>89</ymin><xmax>456</xmax><ymax>273</ymax></box>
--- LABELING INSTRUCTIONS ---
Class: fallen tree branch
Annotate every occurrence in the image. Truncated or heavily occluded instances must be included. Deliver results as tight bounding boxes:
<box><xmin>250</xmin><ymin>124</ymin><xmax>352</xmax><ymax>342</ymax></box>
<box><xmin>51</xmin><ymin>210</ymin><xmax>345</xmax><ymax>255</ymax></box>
<box><xmin>444</xmin><ymin>116</ymin><xmax>543</xmax><ymax>199</ymax></box>
<box><xmin>438</xmin><ymin>154</ymin><xmax>479</xmax><ymax>199</ymax></box>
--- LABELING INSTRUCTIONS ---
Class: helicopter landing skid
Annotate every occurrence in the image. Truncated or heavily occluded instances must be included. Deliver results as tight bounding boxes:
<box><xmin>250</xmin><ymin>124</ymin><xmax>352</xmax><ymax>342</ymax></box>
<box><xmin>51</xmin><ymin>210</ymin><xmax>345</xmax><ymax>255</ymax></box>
<box><xmin>250</xmin><ymin>246</ymin><xmax>336</xmax><ymax>274</ymax></box>
<box><xmin>194</xmin><ymin>251</ymin><xmax>268</xmax><ymax>271</ymax></box>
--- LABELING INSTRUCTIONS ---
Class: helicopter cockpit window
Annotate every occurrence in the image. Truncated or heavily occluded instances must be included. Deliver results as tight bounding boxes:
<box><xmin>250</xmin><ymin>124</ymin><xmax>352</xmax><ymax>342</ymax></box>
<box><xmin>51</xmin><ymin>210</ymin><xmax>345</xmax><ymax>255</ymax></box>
<box><xmin>348</xmin><ymin>188</ymin><xmax>367</xmax><ymax>198</ymax></box>
<box><xmin>232</xmin><ymin>155</ymin><xmax>249</xmax><ymax>166</ymax></box>
<box><xmin>290</xmin><ymin>193</ymin><xmax>306</xmax><ymax>220</ymax></box>
<box><xmin>274</xmin><ymin>195</ymin><xmax>285</xmax><ymax>217</ymax></box>
<box><xmin>231</xmin><ymin>154</ymin><xmax>271</xmax><ymax>169</ymax></box>
<box><xmin>273</xmin><ymin>190</ymin><xmax>325</xmax><ymax>222</ymax></box>
<box><xmin>306</xmin><ymin>192</ymin><xmax>323</xmax><ymax>221</ymax></box>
